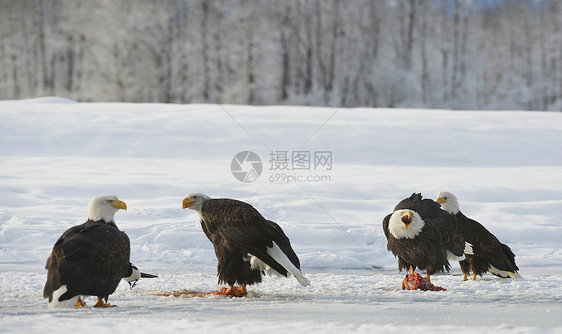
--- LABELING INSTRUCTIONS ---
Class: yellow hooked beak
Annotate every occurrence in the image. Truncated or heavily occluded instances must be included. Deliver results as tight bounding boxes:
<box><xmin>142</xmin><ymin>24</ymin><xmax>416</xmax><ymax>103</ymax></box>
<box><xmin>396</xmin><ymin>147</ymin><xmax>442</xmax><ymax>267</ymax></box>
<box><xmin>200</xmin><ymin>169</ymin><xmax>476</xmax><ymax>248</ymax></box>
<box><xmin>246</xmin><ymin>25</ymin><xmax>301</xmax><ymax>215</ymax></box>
<box><xmin>111</xmin><ymin>200</ymin><xmax>127</xmax><ymax>210</ymax></box>
<box><xmin>436</xmin><ymin>197</ymin><xmax>446</xmax><ymax>204</ymax></box>
<box><xmin>182</xmin><ymin>196</ymin><xmax>195</xmax><ymax>209</ymax></box>
<box><xmin>402</xmin><ymin>210</ymin><xmax>413</xmax><ymax>229</ymax></box>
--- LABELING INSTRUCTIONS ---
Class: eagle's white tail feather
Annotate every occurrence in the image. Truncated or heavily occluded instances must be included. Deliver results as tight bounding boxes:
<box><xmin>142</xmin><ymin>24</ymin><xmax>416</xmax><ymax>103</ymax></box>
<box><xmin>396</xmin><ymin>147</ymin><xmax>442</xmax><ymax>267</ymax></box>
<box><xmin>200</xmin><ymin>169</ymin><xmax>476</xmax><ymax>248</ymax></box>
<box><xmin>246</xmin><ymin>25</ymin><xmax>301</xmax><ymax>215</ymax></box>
<box><xmin>489</xmin><ymin>265</ymin><xmax>522</xmax><ymax>279</ymax></box>
<box><xmin>249</xmin><ymin>255</ymin><xmax>286</xmax><ymax>278</ymax></box>
<box><xmin>464</xmin><ymin>242</ymin><xmax>474</xmax><ymax>255</ymax></box>
<box><xmin>447</xmin><ymin>250</ymin><xmax>466</xmax><ymax>261</ymax></box>
<box><xmin>267</xmin><ymin>241</ymin><xmax>310</xmax><ymax>286</ymax></box>
<box><xmin>249</xmin><ymin>242</ymin><xmax>310</xmax><ymax>286</ymax></box>
<box><xmin>48</xmin><ymin>285</ymin><xmax>80</xmax><ymax>308</ymax></box>
<box><xmin>510</xmin><ymin>271</ymin><xmax>523</xmax><ymax>279</ymax></box>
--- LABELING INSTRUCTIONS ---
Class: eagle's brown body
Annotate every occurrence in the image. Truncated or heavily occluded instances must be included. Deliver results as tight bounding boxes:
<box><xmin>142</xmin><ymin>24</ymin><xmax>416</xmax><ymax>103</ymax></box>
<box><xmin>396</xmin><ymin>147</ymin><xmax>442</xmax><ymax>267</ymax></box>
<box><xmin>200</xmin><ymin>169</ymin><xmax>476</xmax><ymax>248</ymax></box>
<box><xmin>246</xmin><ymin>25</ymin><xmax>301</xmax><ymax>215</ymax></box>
<box><xmin>198</xmin><ymin>198</ymin><xmax>302</xmax><ymax>286</ymax></box>
<box><xmin>44</xmin><ymin>220</ymin><xmax>130</xmax><ymax>304</ymax></box>
<box><xmin>436</xmin><ymin>191</ymin><xmax>521</xmax><ymax>280</ymax></box>
<box><xmin>454</xmin><ymin>210</ymin><xmax>519</xmax><ymax>279</ymax></box>
<box><xmin>382</xmin><ymin>193</ymin><xmax>469</xmax><ymax>276</ymax></box>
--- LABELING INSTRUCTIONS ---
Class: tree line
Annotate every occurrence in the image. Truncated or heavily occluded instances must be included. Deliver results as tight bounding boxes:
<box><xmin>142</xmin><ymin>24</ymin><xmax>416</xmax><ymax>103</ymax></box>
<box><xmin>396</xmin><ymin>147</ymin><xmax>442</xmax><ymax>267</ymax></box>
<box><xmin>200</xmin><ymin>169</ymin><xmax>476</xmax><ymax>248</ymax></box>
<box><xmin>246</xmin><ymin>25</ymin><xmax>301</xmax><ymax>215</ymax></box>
<box><xmin>0</xmin><ymin>0</ymin><xmax>560</xmax><ymax>110</ymax></box>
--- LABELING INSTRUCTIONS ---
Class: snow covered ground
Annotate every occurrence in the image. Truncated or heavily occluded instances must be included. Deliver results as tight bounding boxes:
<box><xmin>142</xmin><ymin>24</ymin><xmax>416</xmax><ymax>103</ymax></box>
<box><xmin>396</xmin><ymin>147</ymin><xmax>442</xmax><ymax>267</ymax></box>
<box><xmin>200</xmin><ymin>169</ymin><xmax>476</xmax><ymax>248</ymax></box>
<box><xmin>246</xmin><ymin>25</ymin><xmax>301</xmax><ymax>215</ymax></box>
<box><xmin>1</xmin><ymin>97</ymin><xmax>561</xmax><ymax>333</ymax></box>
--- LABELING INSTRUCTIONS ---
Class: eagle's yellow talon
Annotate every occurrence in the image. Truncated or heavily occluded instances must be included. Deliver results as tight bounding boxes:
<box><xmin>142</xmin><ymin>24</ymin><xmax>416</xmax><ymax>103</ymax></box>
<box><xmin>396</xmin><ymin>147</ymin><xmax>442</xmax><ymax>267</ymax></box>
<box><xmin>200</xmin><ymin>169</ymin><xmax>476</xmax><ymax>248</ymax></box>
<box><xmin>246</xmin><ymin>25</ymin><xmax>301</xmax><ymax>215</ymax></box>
<box><xmin>74</xmin><ymin>297</ymin><xmax>86</xmax><ymax>308</ymax></box>
<box><xmin>94</xmin><ymin>297</ymin><xmax>115</xmax><ymax>308</ymax></box>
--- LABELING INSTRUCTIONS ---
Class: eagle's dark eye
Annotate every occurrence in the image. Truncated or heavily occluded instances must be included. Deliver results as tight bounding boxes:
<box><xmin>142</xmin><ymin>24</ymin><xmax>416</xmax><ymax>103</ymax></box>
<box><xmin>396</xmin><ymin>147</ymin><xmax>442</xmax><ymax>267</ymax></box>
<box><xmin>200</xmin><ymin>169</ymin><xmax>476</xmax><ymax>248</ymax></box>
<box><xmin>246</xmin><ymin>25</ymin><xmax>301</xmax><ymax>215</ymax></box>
<box><xmin>192</xmin><ymin>195</ymin><xmax>198</xmax><ymax>199</ymax></box>
<box><xmin>107</xmin><ymin>200</ymin><xmax>113</xmax><ymax>204</ymax></box>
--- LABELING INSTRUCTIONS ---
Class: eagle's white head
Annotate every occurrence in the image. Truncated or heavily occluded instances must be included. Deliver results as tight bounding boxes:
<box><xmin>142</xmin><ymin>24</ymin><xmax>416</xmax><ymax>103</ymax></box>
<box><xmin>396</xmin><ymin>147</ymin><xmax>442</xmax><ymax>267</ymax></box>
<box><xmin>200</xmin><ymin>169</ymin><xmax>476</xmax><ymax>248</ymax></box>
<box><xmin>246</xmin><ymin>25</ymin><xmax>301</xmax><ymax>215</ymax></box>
<box><xmin>182</xmin><ymin>193</ymin><xmax>211</xmax><ymax>213</ymax></box>
<box><xmin>436</xmin><ymin>191</ymin><xmax>460</xmax><ymax>214</ymax></box>
<box><xmin>87</xmin><ymin>194</ymin><xmax>127</xmax><ymax>223</ymax></box>
<box><xmin>388</xmin><ymin>209</ymin><xmax>425</xmax><ymax>239</ymax></box>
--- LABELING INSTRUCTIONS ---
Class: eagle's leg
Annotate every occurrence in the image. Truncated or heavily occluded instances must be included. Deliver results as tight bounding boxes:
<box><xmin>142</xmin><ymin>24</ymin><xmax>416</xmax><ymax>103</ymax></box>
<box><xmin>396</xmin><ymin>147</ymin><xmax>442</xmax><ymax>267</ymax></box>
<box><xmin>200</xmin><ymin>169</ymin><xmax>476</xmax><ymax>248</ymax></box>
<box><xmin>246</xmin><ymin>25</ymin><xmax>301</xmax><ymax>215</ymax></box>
<box><xmin>472</xmin><ymin>274</ymin><xmax>477</xmax><ymax>281</ymax></box>
<box><xmin>225</xmin><ymin>285</ymin><xmax>235</xmax><ymax>296</ymax></box>
<box><xmin>403</xmin><ymin>266</ymin><xmax>415</xmax><ymax>289</ymax></box>
<box><xmin>424</xmin><ymin>274</ymin><xmax>431</xmax><ymax>283</ymax></box>
<box><xmin>74</xmin><ymin>297</ymin><xmax>86</xmax><ymax>308</ymax></box>
<box><xmin>94</xmin><ymin>297</ymin><xmax>115</xmax><ymax>308</ymax></box>
<box><xmin>460</xmin><ymin>260</ymin><xmax>471</xmax><ymax>282</ymax></box>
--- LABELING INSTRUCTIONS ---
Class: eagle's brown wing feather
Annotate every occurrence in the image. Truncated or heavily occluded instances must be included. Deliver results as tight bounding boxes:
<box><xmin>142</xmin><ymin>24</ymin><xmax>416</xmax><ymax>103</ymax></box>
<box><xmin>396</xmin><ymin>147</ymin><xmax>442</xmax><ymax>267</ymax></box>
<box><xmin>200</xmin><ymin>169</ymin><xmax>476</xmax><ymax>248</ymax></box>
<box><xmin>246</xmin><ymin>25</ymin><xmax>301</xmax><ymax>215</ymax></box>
<box><xmin>43</xmin><ymin>220</ymin><xmax>130</xmax><ymax>302</ymax></box>
<box><xmin>201</xmin><ymin>199</ymin><xmax>301</xmax><ymax>279</ymax></box>
<box><xmin>456</xmin><ymin>212</ymin><xmax>518</xmax><ymax>274</ymax></box>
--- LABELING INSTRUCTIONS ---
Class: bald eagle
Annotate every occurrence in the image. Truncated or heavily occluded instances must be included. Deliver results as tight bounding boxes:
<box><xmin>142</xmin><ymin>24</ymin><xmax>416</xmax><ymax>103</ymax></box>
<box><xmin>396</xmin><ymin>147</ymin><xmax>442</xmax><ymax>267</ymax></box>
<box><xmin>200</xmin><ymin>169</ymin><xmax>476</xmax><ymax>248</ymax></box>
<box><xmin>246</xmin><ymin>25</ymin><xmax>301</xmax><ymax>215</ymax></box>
<box><xmin>382</xmin><ymin>193</ymin><xmax>472</xmax><ymax>283</ymax></box>
<box><xmin>436</xmin><ymin>191</ymin><xmax>521</xmax><ymax>281</ymax></box>
<box><xmin>43</xmin><ymin>195</ymin><xmax>130</xmax><ymax>308</ymax></box>
<box><xmin>182</xmin><ymin>193</ymin><xmax>310</xmax><ymax>296</ymax></box>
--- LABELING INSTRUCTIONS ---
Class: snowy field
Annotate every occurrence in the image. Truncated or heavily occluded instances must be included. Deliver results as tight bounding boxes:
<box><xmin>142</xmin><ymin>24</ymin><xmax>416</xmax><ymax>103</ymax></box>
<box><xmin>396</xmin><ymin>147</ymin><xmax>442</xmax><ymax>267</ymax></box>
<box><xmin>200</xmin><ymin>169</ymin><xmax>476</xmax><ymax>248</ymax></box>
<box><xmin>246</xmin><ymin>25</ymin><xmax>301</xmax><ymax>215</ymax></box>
<box><xmin>1</xmin><ymin>97</ymin><xmax>561</xmax><ymax>333</ymax></box>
